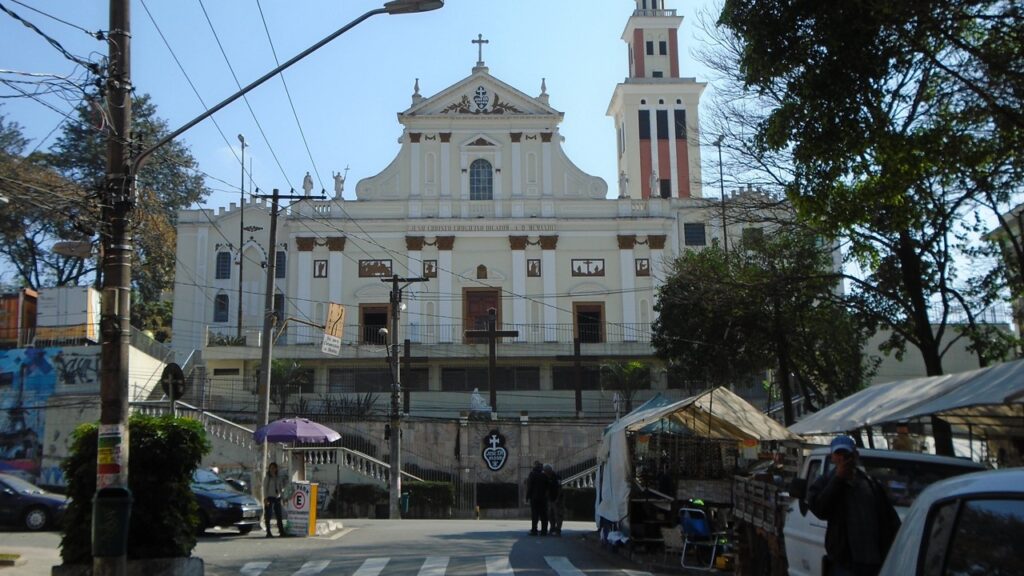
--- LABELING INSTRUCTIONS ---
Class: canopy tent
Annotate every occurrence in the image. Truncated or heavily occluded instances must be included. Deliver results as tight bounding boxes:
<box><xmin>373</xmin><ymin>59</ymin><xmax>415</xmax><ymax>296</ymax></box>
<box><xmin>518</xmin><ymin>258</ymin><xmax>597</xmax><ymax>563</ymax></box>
<box><xmin>595</xmin><ymin>387</ymin><xmax>798</xmax><ymax>532</ymax></box>
<box><xmin>789</xmin><ymin>358</ymin><xmax>1024</xmax><ymax>439</ymax></box>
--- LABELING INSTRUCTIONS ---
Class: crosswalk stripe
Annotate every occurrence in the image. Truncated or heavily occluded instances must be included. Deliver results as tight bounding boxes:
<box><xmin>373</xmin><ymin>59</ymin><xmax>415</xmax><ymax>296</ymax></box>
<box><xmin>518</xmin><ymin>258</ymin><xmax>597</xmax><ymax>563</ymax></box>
<box><xmin>240</xmin><ymin>561</ymin><xmax>271</xmax><ymax>576</ymax></box>
<box><xmin>292</xmin><ymin>560</ymin><xmax>330</xmax><ymax>576</ymax></box>
<box><xmin>485</xmin><ymin>556</ymin><xmax>514</xmax><ymax>576</ymax></box>
<box><xmin>418</xmin><ymin>556</ymin><xmax>450</xmax><ymax>576</ymax></box>
<box><xmin>353</xmin><ymin>558</ymin><xmax>390</xmax><ymax>576</ymax></box>
<box><xmin>544</xmin><ymin>557</ymin><xmax>586</xmax><ymax>576</ymax></box>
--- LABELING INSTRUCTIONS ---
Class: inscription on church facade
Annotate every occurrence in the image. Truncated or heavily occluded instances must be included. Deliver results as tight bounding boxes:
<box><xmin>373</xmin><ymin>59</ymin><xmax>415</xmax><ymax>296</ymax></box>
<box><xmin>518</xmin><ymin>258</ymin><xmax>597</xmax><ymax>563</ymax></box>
<box><xmin>408</xmin><ymin>224</ymin><xmax>556</xmax><ymax>232</ymax></box>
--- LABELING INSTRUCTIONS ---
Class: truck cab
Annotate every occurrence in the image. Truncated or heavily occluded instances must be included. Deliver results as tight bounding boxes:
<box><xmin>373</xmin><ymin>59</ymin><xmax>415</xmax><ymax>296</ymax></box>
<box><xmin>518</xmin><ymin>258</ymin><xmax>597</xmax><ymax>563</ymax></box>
<box><xmin>783</xmin><ymin>448</ymin><xmax>985</xmax><ymax>576</ymax></box>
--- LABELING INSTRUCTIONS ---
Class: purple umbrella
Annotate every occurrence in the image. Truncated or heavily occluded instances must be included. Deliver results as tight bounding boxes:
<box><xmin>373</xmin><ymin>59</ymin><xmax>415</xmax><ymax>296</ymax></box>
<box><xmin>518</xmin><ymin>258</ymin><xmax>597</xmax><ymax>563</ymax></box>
<box><xmin>254</xmin><ymin>418</ymin><xmax>341</xmax><ymax>444</ymax></box>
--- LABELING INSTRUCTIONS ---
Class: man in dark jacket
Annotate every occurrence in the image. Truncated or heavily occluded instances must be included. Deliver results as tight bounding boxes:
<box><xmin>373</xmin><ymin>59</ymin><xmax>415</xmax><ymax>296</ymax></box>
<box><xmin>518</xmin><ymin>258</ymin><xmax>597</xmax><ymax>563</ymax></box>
<box><xmin>526</xmin><ymin>460</ymin><xmax>549</xmax><ymax>535</ymax></box>
<box><xmin>807</xmin><ymin>436</ymin><xmax>901</xmax><ymax>576</ymax></box>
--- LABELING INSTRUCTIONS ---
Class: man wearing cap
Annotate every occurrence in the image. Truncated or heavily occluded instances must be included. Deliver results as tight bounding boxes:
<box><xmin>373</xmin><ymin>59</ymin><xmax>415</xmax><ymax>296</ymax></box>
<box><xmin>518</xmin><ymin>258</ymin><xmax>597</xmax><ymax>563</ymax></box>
<box><xmin>807</xmin><ymin>436</ymin><xmax>901</xmax><ymax>576</ymax></box>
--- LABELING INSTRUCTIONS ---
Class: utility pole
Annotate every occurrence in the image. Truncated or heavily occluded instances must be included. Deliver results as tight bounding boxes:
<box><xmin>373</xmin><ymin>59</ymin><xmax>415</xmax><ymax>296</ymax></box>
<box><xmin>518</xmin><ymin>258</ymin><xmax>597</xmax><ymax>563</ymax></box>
<box><xmin>253</xmin><ymin>189</ymin><xmax>319</xmax><ymax>504</ymax></box>
<box><xmin>383</xmin><ymin>274</ymin><xmax>427</xmax><ymax>519</ymax></box>
<box><xmin>95</xmin><ymin>0</ymin><xmax>132</xmax><ymax>574</ymax></box>
<box><xmin>237</xmin><ymin>134</ymin><xmax>246</xmax><ymax>340</ymax></box>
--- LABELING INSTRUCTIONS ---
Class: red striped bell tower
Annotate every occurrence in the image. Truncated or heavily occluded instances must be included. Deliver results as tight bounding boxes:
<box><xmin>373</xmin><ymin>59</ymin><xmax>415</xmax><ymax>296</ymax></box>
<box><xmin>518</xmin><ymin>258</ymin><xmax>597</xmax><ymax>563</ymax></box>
<box><xmin>608</xmin><ymin>0</ymin><xmax>706</xmax><ymax>200</ymax></box>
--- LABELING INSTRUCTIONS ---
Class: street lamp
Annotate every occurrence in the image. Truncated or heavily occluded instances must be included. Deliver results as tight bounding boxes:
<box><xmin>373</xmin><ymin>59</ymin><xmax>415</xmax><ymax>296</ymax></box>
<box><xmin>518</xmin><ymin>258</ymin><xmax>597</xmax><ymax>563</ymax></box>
<box><xmin>714</xmin><ymin>135</ymin><xmax>727</xmax><ymax>255</ymax></box>
<box><xmin>96</xmin><ymin>1</ymin><xmax>445</xmax><ymax>570</ymax></box>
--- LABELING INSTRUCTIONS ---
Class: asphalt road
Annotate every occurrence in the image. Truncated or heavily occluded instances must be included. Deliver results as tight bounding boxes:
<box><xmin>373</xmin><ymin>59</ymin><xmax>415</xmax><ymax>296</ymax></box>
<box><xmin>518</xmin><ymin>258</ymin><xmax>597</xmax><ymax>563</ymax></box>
<box><xmin>1</xmin><ymin>521</ymin><xmax>672</xmax><ymax>576</ymax></box>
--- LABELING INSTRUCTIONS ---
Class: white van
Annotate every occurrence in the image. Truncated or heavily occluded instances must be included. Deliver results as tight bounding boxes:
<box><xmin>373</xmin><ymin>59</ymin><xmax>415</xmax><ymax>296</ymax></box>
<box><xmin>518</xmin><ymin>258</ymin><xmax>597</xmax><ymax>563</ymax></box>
<box><xmin>784</xmin><ymin>448</ymin><xmax>985</xmax><ymax>576</ymax></box>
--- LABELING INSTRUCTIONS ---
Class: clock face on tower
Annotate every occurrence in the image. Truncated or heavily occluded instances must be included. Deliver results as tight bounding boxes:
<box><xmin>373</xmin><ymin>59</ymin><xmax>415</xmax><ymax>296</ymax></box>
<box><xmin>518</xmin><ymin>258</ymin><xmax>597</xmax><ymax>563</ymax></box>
<box><xmin>473</xmin><ymin>86</ymin><xmax>490</xmax><ymax>111</ymax></box>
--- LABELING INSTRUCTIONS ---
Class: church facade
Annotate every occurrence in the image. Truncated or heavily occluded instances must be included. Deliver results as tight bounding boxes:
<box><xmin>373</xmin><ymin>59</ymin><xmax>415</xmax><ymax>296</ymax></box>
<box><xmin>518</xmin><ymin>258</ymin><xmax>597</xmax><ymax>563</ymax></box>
<box><xmin>171</xmin><ymin>1</ymin><xmax>731</xmax><ymax>420</ymax></box>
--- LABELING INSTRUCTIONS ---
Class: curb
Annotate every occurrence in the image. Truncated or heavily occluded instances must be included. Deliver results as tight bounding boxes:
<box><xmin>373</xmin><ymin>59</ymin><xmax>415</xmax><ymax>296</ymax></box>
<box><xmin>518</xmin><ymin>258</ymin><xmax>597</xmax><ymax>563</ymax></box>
<box><xmin>0</xmin><ymin>554</ymin><xmax>27</xmax><ymax>568</ymax></box>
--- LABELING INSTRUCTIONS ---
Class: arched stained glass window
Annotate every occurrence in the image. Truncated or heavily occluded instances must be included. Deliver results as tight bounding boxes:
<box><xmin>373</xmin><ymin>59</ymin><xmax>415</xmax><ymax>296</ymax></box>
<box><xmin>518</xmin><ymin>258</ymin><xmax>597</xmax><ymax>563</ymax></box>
<box><xmin>469</xmin><ymin>159</ymin><xmax>493</xmax><ymax>200</ymax></box>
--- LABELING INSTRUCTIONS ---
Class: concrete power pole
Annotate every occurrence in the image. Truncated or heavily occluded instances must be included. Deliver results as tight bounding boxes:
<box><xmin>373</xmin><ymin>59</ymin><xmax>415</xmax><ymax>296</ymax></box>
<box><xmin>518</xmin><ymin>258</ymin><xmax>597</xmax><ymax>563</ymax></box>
<box><xmin>383</xmin><ymin>274</ymin><xmax>426</xmax><ymax>518</ymax></box>
<box><xmin>95</xmin><ymin>0</ymin><xmax>132</xmax><ymax>574</ymax></box>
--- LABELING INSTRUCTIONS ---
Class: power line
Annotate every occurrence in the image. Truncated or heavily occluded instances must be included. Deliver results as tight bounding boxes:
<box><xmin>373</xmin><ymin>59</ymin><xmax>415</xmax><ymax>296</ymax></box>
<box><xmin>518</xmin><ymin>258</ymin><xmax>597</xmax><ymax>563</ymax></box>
<box><xmin>0</xmin><ymin>1</ymin><xmax>101</xmax><ymax>72</ymax></box>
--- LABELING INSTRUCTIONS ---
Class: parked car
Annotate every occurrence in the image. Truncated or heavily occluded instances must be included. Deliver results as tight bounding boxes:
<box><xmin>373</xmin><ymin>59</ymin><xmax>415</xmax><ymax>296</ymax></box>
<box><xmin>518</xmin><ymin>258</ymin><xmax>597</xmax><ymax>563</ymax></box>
<box><xmin>785</xmin><ymin>448</ymin><xmax>986</xmax><ymax>576</ymax></box>
<box><xmin>0</xmin><ymin>473</ymin><xmax>68</xmax><ymax>531</ymax></box>
<box><xmin>879</xmin><ymin>468</ymin><xmax>1024</xmax><ymax>576</ymax></box>
<box><xmin>190</xmin><ymin>468</ymin><xmax>262</xmax><ymax>534</ymax></box>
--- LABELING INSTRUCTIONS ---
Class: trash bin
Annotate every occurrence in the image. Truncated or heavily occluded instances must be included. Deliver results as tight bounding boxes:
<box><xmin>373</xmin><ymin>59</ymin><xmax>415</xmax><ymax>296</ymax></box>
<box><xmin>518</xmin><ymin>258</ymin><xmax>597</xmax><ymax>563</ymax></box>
<box><xmin>400</xmin><ymin>492</ymin><xmax>410</xmax><ymax>515</ymax></box>
<box><xmin>92</xmin><ymin>487</ymin><xmax>133</xmax><ymax>558</ymax></box>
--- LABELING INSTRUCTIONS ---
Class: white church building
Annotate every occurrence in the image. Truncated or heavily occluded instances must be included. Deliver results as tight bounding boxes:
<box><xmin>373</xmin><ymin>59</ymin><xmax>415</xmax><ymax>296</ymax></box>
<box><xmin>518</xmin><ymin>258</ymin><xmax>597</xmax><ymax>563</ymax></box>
<box><xmin>171</xmin><ymin>1</ymin><xmax>740</xmax><ymax>419</ymax></box>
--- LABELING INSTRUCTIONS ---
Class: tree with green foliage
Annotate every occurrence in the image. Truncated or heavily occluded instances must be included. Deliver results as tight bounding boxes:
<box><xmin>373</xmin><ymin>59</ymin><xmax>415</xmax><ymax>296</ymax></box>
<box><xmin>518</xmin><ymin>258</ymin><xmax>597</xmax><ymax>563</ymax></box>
<box><xmin>269</xmin><ymin>359</ymin><xmax>312</xmax><ymax>419</ymax></box>
<box><xmin>717</xmin><ymin>0</ymin><xmax>1020</xmax><ymax>448</ymax></box>
<box><xmin>653</xmin><ymin>227</ymin><xmax>876</xmax><ymax>424</ymax></box>
<box><xmin>60</xmin><ymin>414</ymin><xmax>210</xmax><ymax>563</ymax></box>
<box><xmin>0</xmin><ymin>112</ymin><xmax>96</xmax><ymax>287</ymax></box>
<box><xmin>599</xmin><ymin>360</ymin><xmax>651</xmax><ymax>414</ymax></box>
<box><xmin>44</xmin><ymin>93</ymin><xmax>209</xmax><ymax>303</ymax></box>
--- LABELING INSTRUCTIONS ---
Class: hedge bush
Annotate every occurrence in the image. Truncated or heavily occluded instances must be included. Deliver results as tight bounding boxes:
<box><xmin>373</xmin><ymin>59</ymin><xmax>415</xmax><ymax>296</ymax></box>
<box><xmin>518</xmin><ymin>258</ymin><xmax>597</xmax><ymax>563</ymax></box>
<box><xmin>404</xmin><ymin>481</ymin><xmax>454</xmax><ymax>517</ymax></box>
<box><xmin>60</xmin><ymin>414</ymin><xmax>210</xmax><ymax>564</ymax></box>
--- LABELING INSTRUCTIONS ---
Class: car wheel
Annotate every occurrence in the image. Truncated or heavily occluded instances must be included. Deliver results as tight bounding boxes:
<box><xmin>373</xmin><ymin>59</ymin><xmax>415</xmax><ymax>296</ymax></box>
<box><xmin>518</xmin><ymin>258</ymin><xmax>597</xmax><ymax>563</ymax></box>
<box><xmin>24</xmin><ymin>507</ymin><xmax>49</xmax><ymax>531</ymax></box>
<box><xmin>238</xmin><ymin>526</ymin><xmax>253</xmax><ymax>535</ymax></box>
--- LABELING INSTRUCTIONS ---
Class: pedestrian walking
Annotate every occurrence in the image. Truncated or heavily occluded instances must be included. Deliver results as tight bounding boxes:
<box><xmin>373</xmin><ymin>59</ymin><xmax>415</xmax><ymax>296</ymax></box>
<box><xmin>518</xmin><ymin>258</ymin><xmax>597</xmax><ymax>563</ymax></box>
<box><xmin>526</xmin><ymin>460</ymin><xmax>549</xmax><ymax>535</ymax></box>
<box><xmin>807</xmin><ymin>436</ymin><xmax>901</xmax><ymax>576</ymax></box>
<box><xmin>544</xmin><ymin>464</ymin><xmax>565</xmax><ymax>536</ymax></box>
<box><xmin>263</xmin><ymin>462</ymin><xmax>287</xmax><ymax>537</ymax></box>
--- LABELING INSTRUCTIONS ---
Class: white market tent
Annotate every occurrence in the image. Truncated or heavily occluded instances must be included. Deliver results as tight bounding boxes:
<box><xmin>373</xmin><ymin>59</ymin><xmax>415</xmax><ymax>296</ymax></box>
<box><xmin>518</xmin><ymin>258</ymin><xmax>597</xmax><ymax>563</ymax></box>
<box><xmin>595</xmin><ymin>387</ymin><xmax>798</xmax><ymax>532</ymax></box>
<box><xmin>789</xmin><ymin>358</ymin><xmax>1024</xmax><ymax>439</ymax></box>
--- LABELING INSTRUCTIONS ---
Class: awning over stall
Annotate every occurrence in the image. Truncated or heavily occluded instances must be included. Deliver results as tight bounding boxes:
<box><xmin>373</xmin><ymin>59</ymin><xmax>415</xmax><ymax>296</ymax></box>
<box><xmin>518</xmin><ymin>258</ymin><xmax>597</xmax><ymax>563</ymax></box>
<box><xmin>595</xmin><ymin>387</ymin><xmax>797</xmax><ymax>531</ymax></box>
<box><xmin>789</xmin><ymin>358</ymin><xmax>1024</xmax><ymax>438</ymax></box>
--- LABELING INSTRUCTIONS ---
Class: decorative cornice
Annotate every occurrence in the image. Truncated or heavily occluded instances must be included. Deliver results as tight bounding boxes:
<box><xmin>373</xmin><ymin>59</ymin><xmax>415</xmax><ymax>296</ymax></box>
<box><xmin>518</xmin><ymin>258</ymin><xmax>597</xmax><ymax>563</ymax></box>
<box><xmin>539</xmin><ymin>235</ymin><xmax>559</xmax><ymax>250</ymax></box>
<box><xmin>617</xmin><ymin>234</ymin><xmax>636</xmax><ymax>250</ymax></box>
<box><xmin>508</xmin><ymin>236</ymin><xmax>528</xmax><ymax>250</ymax></box>
<box><xmin>437</xmin><ymin>236</ymin><xmax>456</xmax><ymax>250</ymax></box>
<box><xmin>406</xmin><ymin>236</ymin><xmax>425</xmax><ymax>251</ymax></box>
<box><xmin>510</xmin><ymin>132</ymin><xmax>522</xmax><ymax>143</ymax></box>
<box><xmin>409</xmin><ymin>132</ymin><xmax>422</xmax><ymax>144</ymax></box>
<box><xmin>296</xmin><ymin>237</ymin><xmax>316</xmax><ymax>252</ymax></box>
<box><xmin>439</xmin><ymin>132</ymin><xmax>452</xmax><ymax>143</ymax></box>
<box><xmin>541</xmin><ymin>132</ymin><xmax>553</xmax><ymax>143</ymax></box>
<box><xmin>326</xmin><ymin>237</ymin><xmax>346</xmax><ymax>252</ymax></box>
<box><xmin>648</xmin><ymin>235</ymin><xmax>667</xmax><ymax>250</ymax></box>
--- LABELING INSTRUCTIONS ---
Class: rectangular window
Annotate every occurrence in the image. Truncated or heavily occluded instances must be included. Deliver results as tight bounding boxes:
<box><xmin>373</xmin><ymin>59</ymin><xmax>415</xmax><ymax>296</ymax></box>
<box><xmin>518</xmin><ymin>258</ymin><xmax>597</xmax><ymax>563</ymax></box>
<box><xmin>552</xmin><ymin>366</ymin><xmax>601</xmax><ymax>391</ymax></box>
<box><xmin>645</xmin><ymin>41</ymin><xmax>654</xmax><ymax>55</ymax></box>
<box><xmin>212</xmin><ymin>368</ymin><xmax>240</xmax><ymax>376</ymax></box>
<box><xmin>638</xmin><ymin>110</ymin><xmax>651</xmax><ymax>140</ymax></box>
<box><xmin>215</xmin><ymin>252</ymin><xmax>231</xmax><ymax>279</ymax></box>
<box><xmin>275</xmin><ymin>251</ymin><xmax>286</xmax><ymax>279</ymax></box>
<box><xmin>659</xmin><ymin>40</ymin><xmax>667</xmax><ymax>55</ymax></box>
<box><xmin>656</xmin><ymin>110</ymin><xmax>669</xmax><ymax>140</ymax></box>
<box><xmin>404</xmin><ymin>368</ymin><xmax>429</xmax><ymax>392</ymax></box>
<box><xmin>660</xmin><ymin>179</ymin><xmax>671</xmax><ymax>198</ymax></box>
<box><xmin>574</xmin><ymin>303</ymin><xmax>605</xmax><ymax>344</ymax></box>
<box><xmin>494</xmin><ymin>367</ymin><xmax>540</xmax><ymax>391</ymax></box>
<box><xmin>328</xmin><ymin>367</ymin><xmax>391</xmax><ymax>393</ymax></box>
<box><xmin>360</xmin><ymin>305</ymin><xmax>389</xmax><ymax>344</ymax></box>
<box><xmin>272</xmin><ymin>293</ymin><xmax>285</xmax><ymax>324</ymax></box>
<box><xmin>684</xmin><ymin>223</ymin><xmax>707</xmax><ymax>246</ymax></box>
<box><xmin>674</xmin><ymin>110</ymin><xmax>687</xmax><ymax>139</ymax></box>
<box><xmin>214</xmin><ymin>294</ymin><xmax>229</xmax><ymax>322</ymax></box>
<box><xmin>652</xmin><ymin>71</ymin><xmax>663</xmax><ymax>78</ymax></box>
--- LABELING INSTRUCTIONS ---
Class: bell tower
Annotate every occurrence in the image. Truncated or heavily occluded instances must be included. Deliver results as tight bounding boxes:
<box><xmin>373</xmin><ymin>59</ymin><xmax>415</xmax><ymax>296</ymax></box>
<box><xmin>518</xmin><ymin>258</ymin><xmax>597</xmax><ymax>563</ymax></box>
<box><xmin>608</xmin><ymin>0</ymin><xmax>706</xmax><ymax>200</ymax></box>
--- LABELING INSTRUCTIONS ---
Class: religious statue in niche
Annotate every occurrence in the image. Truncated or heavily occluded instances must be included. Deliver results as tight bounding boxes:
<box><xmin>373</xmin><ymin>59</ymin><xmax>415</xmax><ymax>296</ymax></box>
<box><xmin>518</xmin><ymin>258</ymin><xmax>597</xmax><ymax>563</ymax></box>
<box><xmin>422</xmin><ymin>260</ymin><xmax>437</xmax><ymax>278</ymax></box>
<box><xmin>527</xmin><ymin>259</ymin><xmax>541</xmax><ymax>277</ymax></box>
<box><xmin>358</xmin><ymin>259</ymin><xmax>393</xmax><ymax>277</ymax></box>
<box><xmin>313</xmin><ymin>260</ymin><xmax>328</xmax><ymax>278</ymax></box>
<box><xmin>571</xmin><ymin>259</ymin><xmax>605</xmax><ymax>277</ymax></box>
<box><xmin>635</xmin><ymin>258</ymin><xmax>650</xmax><ymax>277</ymax></box>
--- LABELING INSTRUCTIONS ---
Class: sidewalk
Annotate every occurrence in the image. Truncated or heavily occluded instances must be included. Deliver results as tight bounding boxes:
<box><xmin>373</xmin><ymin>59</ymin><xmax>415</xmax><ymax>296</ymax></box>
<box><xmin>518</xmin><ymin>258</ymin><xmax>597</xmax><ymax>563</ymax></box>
<box><xmin>0</xmin><ymin>531</ymin><xmax>60</xmax><ymax>576</ymax></box>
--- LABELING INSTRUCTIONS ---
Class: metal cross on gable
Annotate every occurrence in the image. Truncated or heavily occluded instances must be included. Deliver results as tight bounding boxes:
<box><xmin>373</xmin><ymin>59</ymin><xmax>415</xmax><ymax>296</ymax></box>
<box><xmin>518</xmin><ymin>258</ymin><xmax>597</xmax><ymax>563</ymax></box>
<box><xmin>472</xmin><ymin>33</ymin><xmax>489</xmax><ymax>66</ymax></box>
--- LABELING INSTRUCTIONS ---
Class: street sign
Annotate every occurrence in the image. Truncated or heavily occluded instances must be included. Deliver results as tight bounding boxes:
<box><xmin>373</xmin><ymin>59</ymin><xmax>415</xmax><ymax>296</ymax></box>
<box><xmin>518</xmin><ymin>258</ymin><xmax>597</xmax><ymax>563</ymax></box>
<box><xmin>325</xmin><ymin>303</ymin><xmax>345</xmax><ymax>338</ymax></box>
<box><xmin>321</xmin><ymin>334</ymin><xmax>342</xmax><ymax>356</ymax></box>
<box><xmin>160</xmin><ymin>363</ymin><xmax>186</xmax><ymax>400</ymax></box>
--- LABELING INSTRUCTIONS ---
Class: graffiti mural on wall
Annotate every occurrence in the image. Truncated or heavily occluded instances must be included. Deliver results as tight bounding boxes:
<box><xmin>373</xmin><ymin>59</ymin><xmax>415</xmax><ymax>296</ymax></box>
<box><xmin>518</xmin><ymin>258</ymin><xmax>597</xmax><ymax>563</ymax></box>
<box><xmin>0</xmin><ymin>348</ymin><xmax>61</xmax><ymax>483</ymax></box>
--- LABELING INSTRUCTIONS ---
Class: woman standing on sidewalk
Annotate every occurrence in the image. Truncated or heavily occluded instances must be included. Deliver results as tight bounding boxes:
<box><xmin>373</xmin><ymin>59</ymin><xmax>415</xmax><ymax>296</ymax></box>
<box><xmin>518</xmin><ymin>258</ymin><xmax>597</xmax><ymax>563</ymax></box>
<box><xmin>263</xmin><ymin>462</ymin><xmax>287</xmax><ymax>537</ymax></box>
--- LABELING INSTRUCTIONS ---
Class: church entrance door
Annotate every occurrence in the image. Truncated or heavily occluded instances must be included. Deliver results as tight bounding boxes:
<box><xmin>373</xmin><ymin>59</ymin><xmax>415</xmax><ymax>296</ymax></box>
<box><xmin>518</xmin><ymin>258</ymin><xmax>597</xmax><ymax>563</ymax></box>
<box><xmin>464</xmin><ymin>288</ymin><xmax>501</xmax><ymax>342</ymax></box>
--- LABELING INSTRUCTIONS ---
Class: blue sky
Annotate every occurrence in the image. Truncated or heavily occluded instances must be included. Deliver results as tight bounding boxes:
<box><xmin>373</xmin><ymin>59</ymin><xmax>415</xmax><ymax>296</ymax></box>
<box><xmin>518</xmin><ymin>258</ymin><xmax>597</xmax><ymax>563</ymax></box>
<box><xmin>1</xmin><ymin>0</ymin><xmax>719</xmax><ymax>210</ymax></box>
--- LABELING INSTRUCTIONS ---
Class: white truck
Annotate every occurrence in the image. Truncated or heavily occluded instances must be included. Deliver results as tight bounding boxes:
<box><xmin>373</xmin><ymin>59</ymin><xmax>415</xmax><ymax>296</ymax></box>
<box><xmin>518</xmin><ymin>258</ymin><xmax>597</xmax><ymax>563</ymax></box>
<box><xmin>733</xmin><ymin>447</ymin><xmax>985</xmax><ymax>576</ymax></box>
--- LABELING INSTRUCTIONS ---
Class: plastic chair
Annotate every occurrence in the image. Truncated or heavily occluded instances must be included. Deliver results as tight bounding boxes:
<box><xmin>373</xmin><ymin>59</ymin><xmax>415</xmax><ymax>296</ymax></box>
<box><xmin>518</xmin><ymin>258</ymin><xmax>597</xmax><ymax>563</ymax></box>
<box><xmin>680</xmin><ymin>507</ymin><xmax>719</xmax><ymax>570</ymax></box>
<box><xmin>660</xmin><ymin>526</ymin><xmax>684</xmax><ymax>565</ymax></box>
